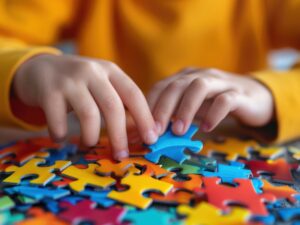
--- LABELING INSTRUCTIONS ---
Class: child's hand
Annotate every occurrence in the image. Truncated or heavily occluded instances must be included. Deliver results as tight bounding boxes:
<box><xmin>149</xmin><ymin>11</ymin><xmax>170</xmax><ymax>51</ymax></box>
<box><xmin>13</xmin><ymin>54</ymin><xmax>158</xmax><ymax>159</ymax></box>
<box><xmin>147</xmin><ymin>68</ymin><xmax>274</xmax><ymax>135</ymax></box>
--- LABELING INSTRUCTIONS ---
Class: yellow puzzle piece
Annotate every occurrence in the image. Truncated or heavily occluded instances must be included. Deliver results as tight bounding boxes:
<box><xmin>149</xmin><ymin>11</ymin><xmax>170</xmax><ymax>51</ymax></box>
<box><xmin>255</xmin><ymin>146</ymin><xmax>284</xmax><ymax>159</ymax></box>
<box><xmin>4</xmin><ymin>158</ymin><xmax>70</xmax><ymax>186</ymax></box>
<box><xmin>177</xmin><ymin>202</ymin><xmax>250</xmax><ymax>225</ymax></box>
<box><xmin>200</xmin><ymin>138</ymin><xmax>259</xmax><ymax>160</ymax></box>
<box><xmin>62</xmin><ymin>164</ymin><xmax>115</xmax><ymax>192</ymax></box>
<box><xmin>108</xmin><ymin>173</ymin><xmax>173</xmax><ymax>209</ymax></box>
<box><xmin>288</xmin><ymin>146</ymin><xmax>300</xmax><ymax>160</ymax></box>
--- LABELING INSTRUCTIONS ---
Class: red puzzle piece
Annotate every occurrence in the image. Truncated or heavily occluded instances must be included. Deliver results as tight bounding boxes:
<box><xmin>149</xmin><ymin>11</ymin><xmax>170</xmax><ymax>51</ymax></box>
<box><xmin>242</xmin><ymin>159</ymin><xmax>299</xmax><ymax>183</ymax></box>
<box><xmin>59</xmin><ymin>200</ymin><xmax>128</xmax><ymax>225</ymax></box>
<box><xmin>198</xmin><ymin>177</ymin><xmax>276</xmax><ymax>215</ymax></box>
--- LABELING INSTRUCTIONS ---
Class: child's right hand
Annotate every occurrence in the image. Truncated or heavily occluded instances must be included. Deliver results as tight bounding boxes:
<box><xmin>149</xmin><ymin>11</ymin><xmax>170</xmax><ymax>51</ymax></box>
<box><xmin>13</xmin><ymin>54</ymin><xmax>158</xmax><ymax>160</ymax></box>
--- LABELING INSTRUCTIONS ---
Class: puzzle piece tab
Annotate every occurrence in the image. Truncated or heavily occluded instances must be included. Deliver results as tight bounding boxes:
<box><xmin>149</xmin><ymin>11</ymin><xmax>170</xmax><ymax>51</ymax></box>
<box><xmin>62</xmin><ymin>163</ymin><xmax>115</xmax><ymax>192</ymax></box>
<box><xmin>108</xmin><ymin>173</ymin><xmax>173</xmax><ymax>209</ymax></box>
<box><xmin>145</xmin><ymin>124</ymin><xmax>203</xmax><ymax>164</ymax></box>
<box><xmin>4</xmin><ymin>158</ymin><xmax>71</xmax><ymax>185</ymax></box>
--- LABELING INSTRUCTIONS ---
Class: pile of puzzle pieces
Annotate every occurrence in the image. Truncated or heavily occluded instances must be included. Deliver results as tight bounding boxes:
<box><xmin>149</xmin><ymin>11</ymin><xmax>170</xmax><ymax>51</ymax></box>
<box><xmin>0</xmin><ymin>124</ymin><xmax>300</xmax><ymax>225</ymax></box>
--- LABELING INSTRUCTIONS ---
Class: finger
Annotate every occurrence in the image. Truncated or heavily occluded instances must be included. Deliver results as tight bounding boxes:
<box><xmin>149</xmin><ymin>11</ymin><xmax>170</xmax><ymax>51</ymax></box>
<box><xmin>173</xmin><ymin>77</ymin><xmax>232</xmax><ymax>135</ymax></box>
<box><xmin>43</xmin><ymin>92</ymin><xmax>68</xmax><ymax>142</ymax></box>
<box><xmin>66</xmin><ymin>85</ymin><xmax>101</xmax><ymax>147</ymax></box>
<box><xmin>108</xmin><ymin>65</ymin><xmax>158</xmax><ymax>144</ymax></box>
<box><xmin>152</xmin><ymin>77</ymin><xmax>194</xmax><ymax>134</ymax></box>
<box><xmin>202</xmin><ymin>90</ymin><xmax>239</xmax><ymax>132</ymax></box>
<box><xmin>146</xmin><ymin>68</ymin><xmax>198</xmax><ymax>111</ymax></box>
<box><xmin>89</xmin><ymin>78</ymin><xmax>128</xmax><ymax>160</ymax></box>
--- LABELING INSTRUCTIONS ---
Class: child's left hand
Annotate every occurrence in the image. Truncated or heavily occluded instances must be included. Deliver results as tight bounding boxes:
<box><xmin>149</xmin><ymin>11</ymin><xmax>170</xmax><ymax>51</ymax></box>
<box><xmin>147</xmin><ymin>68</ymin><xmax>274</xmax><ymax>136</ymax></box>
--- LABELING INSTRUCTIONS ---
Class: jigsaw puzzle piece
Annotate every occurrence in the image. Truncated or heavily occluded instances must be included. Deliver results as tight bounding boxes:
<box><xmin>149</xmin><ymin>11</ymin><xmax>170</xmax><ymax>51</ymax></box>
<box><xmin>96</xmin><ymin>159</ymin><xmax>140</xmax><ymax>177</ymax></box>
<box><xmin>200</xmin><ymin>177</ymin><xmax>276</xmax><ymax>215</ymax></box>
<box><xmin>79</xmin><ymin>189</ymin><xmax>116</xmax><ymax>207</ymax></box>
<box><xmin>177</xmin><ymin>202</ymin><xmax>251</xmax><ymax>225</ymax></box>
<box><xmin>123</xmin><ymin>208</ymin><xmax>181</xmax><ymax>225</ymax></box>
<box><xmin>0</xmin><ymin>210</ymin><xmax>24</xmax><ymax>225</ymax></box>
<box><xmin>18</xmin><ymin>207</ymin><xmax>68</xmax><ymax>225</ymax></box>
<box><xmin>41</xmin><ymin>144</ymin><xmax>77</xmax><ymax>166</ymax></box>
<box><xmin>0</xmin><ymin>141</ymin><xmax>49</xmax><ymax>164</ymax></box>
<box><xmin>59</xmin><ymin>199</ymin><xmax>128</xmax><ymax>225</ymax></box>
<box><xmin>0</xmin><ymin>195</ymin><xmax>15</xmax><ymax>211</ymax></box>
<box><xmin>277</xmin><ymin>208</ymin><xmax>300</xmax><ymax>222</ymax></box>
<box><xmin>288</xmin><ymin>146</ymin><xmax>300</xmax><ymax>160</ymax></box>
<box><xmin>159</xmin><ymin>157</ymin><xmax>200</xmax><ymax>175</ymax></box>
<box><xmin>108</xmin><ymin>173</ymin><xmax>173</xmax><ymax>209</ymax></box>
<box><xmin>254</xmin><ymin>146</ymin><xmax>284</xmax><ymax>159</ymax></box>
<box><xmin>4</xmin><ymin>158</ymin><xmax>71</xmax><ymax>185</ymax></box>
<box><xmin>242</xmin><ymin>158</ymin><xmax>299</xmax><ymax>183</ymax></box>
<box><xmin>261</xmin><ymin>179</ymin><xmax>298</xmax><ymax>203</ymax></box>
<box><xmin>4</xmin><ymin>186</ymin><xmax>70</xmax><ymax>200</ymax></box>
<box><xmin>62</xmin><ymin>163</ymin><xmax>115</xmax><ymax>192</ymax></box>
<box><xmin>145</xmin><ymin>124</ymin><xmax>203</xmax><ymax>163</ymax></box>
<box><xmin>200</xmin><ymin>138</ymin><xmax>259</xmax><ymax>160</ymax></box>
<box><xmin>200</xmin><ymin>163</ymin><xmax>252</xmax><ymax>184</ymax></box>
<box><xmin>150</xmin><ymin>174</ymin><xmax>203</xmax><ymax>205</ymax></box>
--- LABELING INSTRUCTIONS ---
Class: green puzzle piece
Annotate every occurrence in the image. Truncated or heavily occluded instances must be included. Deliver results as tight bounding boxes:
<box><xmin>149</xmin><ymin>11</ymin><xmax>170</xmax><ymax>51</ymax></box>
<box><xmin>0</xmin><ymin>196</ymin><xmax>15</xmax><ymax>211</ymax></box>
<box><xmin>159</xmin><ymin>157</ymin><xmax>200</xmax><ymax>175</ymax></box>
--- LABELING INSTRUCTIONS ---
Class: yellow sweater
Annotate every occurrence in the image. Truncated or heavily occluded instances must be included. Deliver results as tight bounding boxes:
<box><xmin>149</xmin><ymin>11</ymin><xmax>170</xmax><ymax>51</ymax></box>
<box><xmin>0</xmin><ymin>0</ymin><xmax>300</xmax><ymax>143</ymax></box>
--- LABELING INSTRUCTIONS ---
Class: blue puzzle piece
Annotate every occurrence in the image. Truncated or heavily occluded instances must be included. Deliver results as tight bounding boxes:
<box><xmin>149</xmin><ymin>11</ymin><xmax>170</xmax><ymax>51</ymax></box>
<box><xmin>277</xmin><ymin>208</ymin><xmax>300</xmax><ymax>221</ymax></box>
<box><xmin>251</xmin><ymin>214</ymin><xmax>276</xmax><ymax>225</ymax></box>
<box><xmin>145</xmin><ymin>124</ymin><xmax>203</xmax><ymax>164</ymax></box>
<box><xmin>43</xmin><ymin>198</ymin><xmax>60</xmax><ymax>213</ymax></box>
<box><xmin>79</xmin><ymin>189</ymin><xmax>115</xmax><ymax>207</ymax></box>
<box><xmin>4</xmin><ymin>186</ymin><xmax>70</xmax><ymax>200</ymax></box>
<box><xmin>43</xmin><ymin>144</ymin><xmax>77</xmax><ymax>165</ymax></box>
<box><xmin>200</xmin><ymin>163</ymin><xmax>252</xmax><ymax>184</ymax></box>
<box><xmin>123</xmin><ymin>207</ymin><xmax>182</xmax><ymax>225</ymax></box>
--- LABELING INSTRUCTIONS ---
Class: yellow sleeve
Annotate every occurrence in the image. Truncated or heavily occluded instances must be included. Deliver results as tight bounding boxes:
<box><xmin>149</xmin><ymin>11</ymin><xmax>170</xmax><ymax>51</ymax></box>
<box><xmin>0</xmin><ymin>0</ymin><xmax>75</xmax><ymax>130</ymax></box>
<box><xmin>252</xmin><ymin>67</ymin><xmax>300</xmax><ymax>143</ymax></box>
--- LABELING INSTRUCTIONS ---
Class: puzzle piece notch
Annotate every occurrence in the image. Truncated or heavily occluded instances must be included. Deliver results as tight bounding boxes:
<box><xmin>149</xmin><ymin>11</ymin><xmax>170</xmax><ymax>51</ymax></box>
<box><xmin>59</xmin><ymin>199</ymin><xmax>128</xmax><ymax>225</ymax></box>
<box><xmin>145</xmin><ymin>124</ymin><xmax>203</xmax><ymax>164</ymax></box>
<box><xmin>4</xmin><ymin>158</ymin><xmax>71</xmax><ymax>185</ymax></box>
<box><xmin>199</xmin><ymin>177</ymin><xmax>276</xmax><ymax>215</ymax></box>
<box><xmin>62</xmin><ymin>163</ymin><xmax>115</xmax><ymax>192</ymax></box>
<box><xmin>177</xmin><ymin>202</ymin><xmax>251</xmax><ymax>225</ymax></box>
<box><xmin>159</xmin><ymin>157</ymin><xmax>200</xmax><ymax>175</ymax></box>
<box><xmin>108</xmin><ymin>173</ymin><xmax>173</xmax><ymax>209</ymax></box>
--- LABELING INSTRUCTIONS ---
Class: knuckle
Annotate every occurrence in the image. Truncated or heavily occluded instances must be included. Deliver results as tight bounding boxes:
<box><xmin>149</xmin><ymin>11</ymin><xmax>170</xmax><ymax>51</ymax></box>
<box><xmin>168</xmin><ymin>80</ymin><xmax>184</xmax><ymax>90</ymax></box>
<box><xmin>217</xmin><ymin>93</ymin><xmax>235</xmax><ymax>105</ymax></box>
<box><xmin>79</xmin><ymin>106</ymin><xmax>99</xmax><ymax>121</ymax></box>
<box><xmin>152</xmin><ymin>81</ymin><xmax>166</xmax><ymax>91</ymax></box>
<box><xmin>102</xmin><ymin>96</ymin><xmax>120</xmax><ymax>112</ymax></box>
<box><xmin>193</xmin><ymin>77</ymin><xmax>210</xmax><ymax>90</ymax></box>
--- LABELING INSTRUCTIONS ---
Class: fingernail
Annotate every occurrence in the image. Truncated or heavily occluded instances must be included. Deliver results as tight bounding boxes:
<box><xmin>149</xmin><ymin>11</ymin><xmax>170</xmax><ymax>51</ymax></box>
<box><xmin>173</xmin><ymin>120</ymin><xmax>184</xmax><ymax>134</ymax></box>
<box><xmin>115</xmin><ymin>150</ymin><xmax>128</xmax><ymax>160</ymax></box>
<box><xmin>155</xmin><ymin>121</ymin><xmax>162</xmax><ymax>135</ymax></box>
<box><xmin>145</xmin><ymin>130</ymin><xmax>158</xmax><ymax>144</ymax></box>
